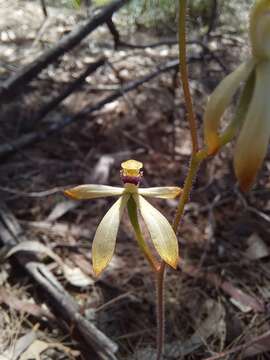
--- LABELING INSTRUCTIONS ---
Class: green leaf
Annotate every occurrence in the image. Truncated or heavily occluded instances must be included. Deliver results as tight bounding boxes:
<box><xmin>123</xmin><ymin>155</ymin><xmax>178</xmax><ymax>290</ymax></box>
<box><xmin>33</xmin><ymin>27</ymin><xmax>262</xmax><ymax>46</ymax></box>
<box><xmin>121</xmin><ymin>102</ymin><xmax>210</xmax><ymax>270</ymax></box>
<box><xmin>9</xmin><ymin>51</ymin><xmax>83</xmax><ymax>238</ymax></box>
<box><xmin>72</xmin><ymin>0</ymin><xmax>82</xmax><ymax>8</ymax></box>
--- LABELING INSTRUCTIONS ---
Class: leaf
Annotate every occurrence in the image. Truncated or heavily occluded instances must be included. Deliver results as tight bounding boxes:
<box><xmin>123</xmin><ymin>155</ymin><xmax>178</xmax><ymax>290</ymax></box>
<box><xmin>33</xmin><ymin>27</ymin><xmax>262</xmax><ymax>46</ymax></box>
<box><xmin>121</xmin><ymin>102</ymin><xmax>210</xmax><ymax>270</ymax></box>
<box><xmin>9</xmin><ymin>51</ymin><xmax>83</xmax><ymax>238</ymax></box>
<box><xmin>0</xmin><ymin>331</ymin><xmax>36</xmax><ymax>360</ymax></box>
<box><xmin>72</xmin><ymin>0</ymin><xmax>81</xmax><ymax>8</ymax></box>
<box><xmin>0</xmin><ymin>288</ymin><xmax>54</xmax><ymax>320</ymax></box>
<box><xmin>46</xmin><ymin>200</ymin><xmax>78</xmax><ymax>222</ymax></box>
<box><xmin>7</xmin><ymin>240</ymin><xmax>63</xmax><ymax>265</ymax></box>
<box><xmin>7</xmin><ymin>241</ymin><xmax>93</xmax><ymax>288</ymax></box>
<box><xmin>245</xmin><ymin>233</ymin><xmax>269</xmax><ymax>260</ymax></box>
<box><xmin>242</xmin><ymin>331</ymin><xmax>270</xmax><ymax>358</ymax></box>
<box><xmin>19</xmin><ymin>340</ymin><xmax>80</xmax><ymax>360</ymax></box>
<box><xmin>19</xmin><ymin>340</ymin><xmax>49</xmax><ymax>360</ymax></box>
<box><xmin>168</xmin><ymin>299</ymin><xmax>226</xmax><ymax>358</ymax></box>
<box><xmin>62</xmin><ymin>264</ymin><xmax>94</xmax><ymax>287</ymax></box>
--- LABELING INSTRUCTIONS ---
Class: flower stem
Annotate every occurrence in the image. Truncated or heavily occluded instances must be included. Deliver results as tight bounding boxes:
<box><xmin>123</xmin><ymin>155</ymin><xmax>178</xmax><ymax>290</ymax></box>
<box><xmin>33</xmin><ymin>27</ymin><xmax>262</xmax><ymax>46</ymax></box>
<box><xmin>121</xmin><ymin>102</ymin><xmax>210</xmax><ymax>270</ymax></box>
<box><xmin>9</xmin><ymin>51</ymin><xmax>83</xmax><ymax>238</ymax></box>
<box><xmin>173</xmin><ymin>151</ymin><xmax>207</xmax><ymax>232</ymax></box>
<box><xmin>154</xmin><ymin>2</ymin><xmax>209</xmax><ymax>359</ymax></box>
<box><xmin>155</xmin><ymin>263</ymin><xmax>166</xmax><ymax>360</ymax></box>
<box><xmin>154</xmin><ymin>150</ymin><xmax>207</xmax><ymax>360</ymax></box>
<box><xmin>178</xmin><ymin>0</ymin><xmax>199</xmax><ymax>154</ymax></box>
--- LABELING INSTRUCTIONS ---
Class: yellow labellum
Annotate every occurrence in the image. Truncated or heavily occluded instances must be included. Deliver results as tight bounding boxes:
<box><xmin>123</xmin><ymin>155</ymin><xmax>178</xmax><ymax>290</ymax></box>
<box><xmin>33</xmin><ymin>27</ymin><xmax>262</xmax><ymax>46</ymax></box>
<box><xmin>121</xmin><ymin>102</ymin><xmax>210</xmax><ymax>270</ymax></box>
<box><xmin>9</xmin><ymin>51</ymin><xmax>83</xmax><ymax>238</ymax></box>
<box><xmin>121</xmin><ymin>159</ymin><xmax>143</xmax><ymax>177</ymax></box>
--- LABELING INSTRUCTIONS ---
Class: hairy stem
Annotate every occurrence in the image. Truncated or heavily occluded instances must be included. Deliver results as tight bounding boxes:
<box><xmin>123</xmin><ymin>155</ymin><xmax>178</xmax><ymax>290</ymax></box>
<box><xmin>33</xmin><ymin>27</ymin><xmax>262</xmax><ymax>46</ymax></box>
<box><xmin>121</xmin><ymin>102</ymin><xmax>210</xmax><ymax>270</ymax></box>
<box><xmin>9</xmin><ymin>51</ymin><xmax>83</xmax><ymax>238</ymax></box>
<box><xmin>178</xmin><ymin>0</ymin><xmax>199</xmax><ymax>154</ymax></box>
<box><xmin>155</xmin><ymin>3</ymin><xmax>210</xmax><ymax>359</ymax></box>
<box><xmin>173</xmin><ymin>151</ymin><xmax>207</xmax><ymax>231</ymax></box>
<box><xmin>156</xmin><ymin>262</ymin><xmax>166</xmax><ymax>360</ymax></box>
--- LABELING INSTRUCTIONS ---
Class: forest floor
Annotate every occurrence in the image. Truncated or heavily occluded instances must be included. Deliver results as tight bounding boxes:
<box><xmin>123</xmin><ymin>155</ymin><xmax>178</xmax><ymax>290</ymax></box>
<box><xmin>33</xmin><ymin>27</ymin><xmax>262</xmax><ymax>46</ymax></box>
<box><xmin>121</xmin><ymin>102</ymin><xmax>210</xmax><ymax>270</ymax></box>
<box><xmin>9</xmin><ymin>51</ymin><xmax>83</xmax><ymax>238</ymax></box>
<box><xmin>1</xmin><ymin>1</ymin><xmax>270</xmax><ymax>359</ymax></box>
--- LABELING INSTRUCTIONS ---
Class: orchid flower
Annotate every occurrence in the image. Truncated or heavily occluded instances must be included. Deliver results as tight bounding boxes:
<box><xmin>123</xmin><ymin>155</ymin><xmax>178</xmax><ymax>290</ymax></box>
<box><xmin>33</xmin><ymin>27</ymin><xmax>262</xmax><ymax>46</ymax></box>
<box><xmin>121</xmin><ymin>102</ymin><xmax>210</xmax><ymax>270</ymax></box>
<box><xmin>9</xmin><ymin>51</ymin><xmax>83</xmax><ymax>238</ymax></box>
<box><xmin>203</xmin><ymin>0</ymin><xmax>270</xmax><ymax>191</ymax></box>
<box><xmin>64</xmin><ymin>159</ymin><xmax>181</xmax><ymax>276</ymax></box>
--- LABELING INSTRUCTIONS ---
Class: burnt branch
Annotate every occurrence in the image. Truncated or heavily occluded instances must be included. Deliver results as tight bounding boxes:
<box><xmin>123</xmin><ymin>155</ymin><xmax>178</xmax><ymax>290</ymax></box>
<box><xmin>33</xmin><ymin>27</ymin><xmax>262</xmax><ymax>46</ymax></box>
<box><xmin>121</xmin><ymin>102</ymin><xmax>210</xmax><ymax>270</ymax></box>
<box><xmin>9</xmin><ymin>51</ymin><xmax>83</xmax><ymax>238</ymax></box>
<box><xmin>0</xmin><ymin>0</ymin><xmax>129</xmax><ymax>102</ymax></box>
<box><xmin>0</xmin><ymin>58</ymin><xmax>186</xmax><ymax>159</ymax></box>
<box><xmin>33</xmin><ymin>57</ymin><xmax>106</xmax><ymax>122</ymax></box>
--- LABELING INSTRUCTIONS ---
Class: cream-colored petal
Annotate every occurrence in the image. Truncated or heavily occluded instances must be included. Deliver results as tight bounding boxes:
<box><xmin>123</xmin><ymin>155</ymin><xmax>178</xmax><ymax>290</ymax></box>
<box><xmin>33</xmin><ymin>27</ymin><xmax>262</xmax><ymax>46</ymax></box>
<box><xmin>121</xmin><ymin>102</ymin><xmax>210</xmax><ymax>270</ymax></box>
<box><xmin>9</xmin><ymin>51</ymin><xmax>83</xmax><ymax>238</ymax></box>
<box><xmin>64</xmin><ymin>184</ymin><xmax>124</xmax><ymax>200</ymax></box>
<box><xmin>92</xmin><ymin>194</ymin><xmax>130</xmax><ymax>276</ymax></box>
<box><xmin>138</xmin><ymin>187</ymin><xmax>182</xmax><ymax>199</ymax></box>
<box><xmin>234</xmin><ymin>60</ymin><xmax>270</xmax><ymax>191</ymax></box>
<box><xmin>204</xmin><ymin>60</ymin><xmax>255</xmax><ymax>154</ymax></box>
<box><xmin>133</xmin><ymin>194</ymin><xmax>179</xmax><ymax>269</ymax></box>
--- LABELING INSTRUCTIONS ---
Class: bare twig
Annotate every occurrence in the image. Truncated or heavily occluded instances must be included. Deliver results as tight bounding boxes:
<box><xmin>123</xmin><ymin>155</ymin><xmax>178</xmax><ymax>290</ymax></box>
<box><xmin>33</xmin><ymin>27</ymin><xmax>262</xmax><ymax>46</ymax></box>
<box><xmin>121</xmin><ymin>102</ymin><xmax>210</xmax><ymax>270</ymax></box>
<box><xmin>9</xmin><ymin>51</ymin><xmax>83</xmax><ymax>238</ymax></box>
<box><xmin>0</xmin><ymin>58</ymin><xmax>198</xmax><ymax>159</ymax></box>
<box><xmin>204</xmin><ymin>330</ymin><xmax>270</xmax><ymax>360</ymax></box>
<box><xmin>106</xmin><ymin>18</ymin><xmax>120</xmax><ymax>49</ymax></box>
<box><xmin>40</xmin><ymin>0</ymin><xmax>48</xmax><ymax>18</ymax></box>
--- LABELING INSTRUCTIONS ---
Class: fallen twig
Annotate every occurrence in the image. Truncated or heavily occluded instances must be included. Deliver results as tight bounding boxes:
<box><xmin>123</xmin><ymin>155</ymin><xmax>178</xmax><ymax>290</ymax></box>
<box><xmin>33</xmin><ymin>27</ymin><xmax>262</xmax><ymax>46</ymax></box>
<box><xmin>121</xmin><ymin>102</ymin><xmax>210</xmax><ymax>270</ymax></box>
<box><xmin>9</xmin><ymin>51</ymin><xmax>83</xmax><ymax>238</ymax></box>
<box><xmin>40</xmin><ymin>0</ymin><xmax>48</xmax><ymax>18</ymax></box>
<box><xmin>0</xmin><ymin>58</ymin><xmax>187</xmax><ymax>159</ymax></box>
<box><xmin>181</xmin><ymin>263</ymin><xmax>265</xmax><ymax>313</ymax></box>
<box><xmin>204</xmin><ymin>330</ymin><xmax>270</xmax><ymax>359</ymax></box>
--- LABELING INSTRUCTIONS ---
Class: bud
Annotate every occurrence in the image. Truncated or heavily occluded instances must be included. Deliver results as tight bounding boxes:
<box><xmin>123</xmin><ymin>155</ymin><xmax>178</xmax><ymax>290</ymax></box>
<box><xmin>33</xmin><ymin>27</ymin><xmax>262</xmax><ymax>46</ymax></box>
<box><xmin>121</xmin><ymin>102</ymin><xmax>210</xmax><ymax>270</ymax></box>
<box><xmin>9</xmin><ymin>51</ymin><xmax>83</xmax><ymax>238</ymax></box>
<box><xmin>203</xmin><ymin>61</ymin><xmax>254</xmax><ymax>155</ymax></box>
<box><xmin>250</xmin><ymin>0</ymin><xmax>270</xmax><ymax>60</ymax></box>
<box><xmin>234</xmin><ymin>60</ymin><xmax>270</xmax><ymax>191</ymax></box>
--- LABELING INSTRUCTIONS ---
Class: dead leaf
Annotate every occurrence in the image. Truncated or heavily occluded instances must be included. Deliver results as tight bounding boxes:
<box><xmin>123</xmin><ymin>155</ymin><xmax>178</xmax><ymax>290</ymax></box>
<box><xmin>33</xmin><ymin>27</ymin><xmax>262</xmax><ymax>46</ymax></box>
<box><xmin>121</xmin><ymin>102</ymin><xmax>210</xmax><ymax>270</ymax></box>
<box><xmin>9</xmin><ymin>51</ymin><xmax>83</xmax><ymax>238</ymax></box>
<box><xmin>168</xmin><ymin>299</ymin><xmax>226</xmax><ymax>358</ymax></box>
<box><xmin>7</xmin><ymin>240</ymin><xmax>93</xmax><ymax>288</ymax></box>
<box><xmin>0</xmin><ymin>331</ymin><xmax>36</xmax><ymax>360</ymax></box>
<box><xmin>19</xmin><ymin>340</ymin><xmax>80</xmax><ymax>360</ymax></box>
<box><xmin>182</xmin><ymin>263</ymin><xmax>265</xmax><ymax>313</ymax></box>
<box><xmin>242</xmin><ymin>331</ymin><xmax>270</xmax><ymax>357</ymax></box>
<box><xmin>6</xmin><ymin>240</ymin><xmax>62</xmax><ymax>265</ymax></box>
<box><xmin>245</xmin><ymin>233</ymin><xmax>269</xmax><ymax>260</ymax></box>
<box><xmin>62</xmin><ymin>264</ymin><xmax>94</xmax><ymax>287</ymax></box>
<box><xmin>46</xmin><ymin>200</ymin><xmax>78</xmax><ymax>222</ymax></box>
<box><xmin>88</xmin><ymin>155</ymin><xmax>114</xmax><ymax>183</ymax></box>
<box><xmin>0</xmin><ymin>288</ymin><xmax>54</xmax><ymax>320</ymax></box>
<box><xmin>21</xmin><ymin>220</ymin><xmax>90</xmax><ymax>239</ymax></box>
<box><xmin>19</xmin><ymin>340</ymin><xmax>49</xmax><ymax>360</ymax></box>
